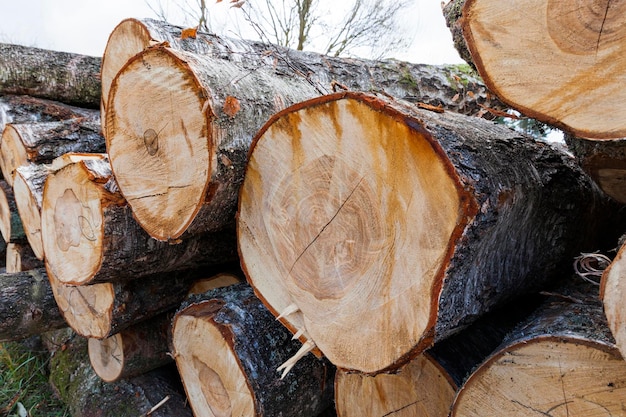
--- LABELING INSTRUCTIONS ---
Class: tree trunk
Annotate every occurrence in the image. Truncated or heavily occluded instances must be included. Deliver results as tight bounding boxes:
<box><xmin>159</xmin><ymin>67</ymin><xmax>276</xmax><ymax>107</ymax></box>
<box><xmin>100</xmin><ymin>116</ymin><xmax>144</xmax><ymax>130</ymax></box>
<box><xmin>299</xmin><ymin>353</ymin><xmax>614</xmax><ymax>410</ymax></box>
<box><xmin>0</xmin><ymin>179</ymin><xmax>26</xmax><ymax>243</ymax></box>
<box><xmin>0</xmin><ymin>43</ymin><xmax>101</xmax><ymax>108</ymax></box>
<box><xmin>48</xmin><ymin>267</ymin><xmax>209</xmax><ymax>339</ymax></box>
<box><xmin>5</xmin><ymin>242</ymin><xmax>42</xmax><ymax>272</ymax></box>
<box><xmin>450</xmin><ymin>0</ymin><xmax>626</xmax><ymax>139</ymax></box>
<box><xmin>0</xmin><ymin>95</ymin><xmax>95</xmax><ymax>137</ymax></box>
<box><xmin>104</xmin><ymin>18</ymin><xmax>505</xmax><ymax>241</ymax></box>
<box><xmin>238</xmin><ymin>91</ymin><xmax>620</xmax><ymax>374</ymax></box>
<box><xmin>41</xmin><ymin>155</ymin><xmax>238</xmax><ymax>285</ymax></box>
<box><xmin>172</xmin><ymin>283</ymin><xmax>336</xmax><ymax>417</ymax></box>
<box><xmin>601</xmin><ymin>239</ymin><xmax>626</xmax><ymax>360</ymax></box>
<box><xmin>451</xmin><ymin>283</ymin><xmax>626</xmax><ymax>416</ymax></box>
<box><xmin>0</xmin><ymin>114</ymin><xmax>104</xmax><ymax>186</ymax></box>
<box><xmin>49</xmin><ymin>332</ymin><xmax>194</xmax><ymax>417</ymax></box>
<box><xmin>0</xmin><ymin>268</ymin><xmax>67</xmax><ymax>341</ymax></box>
<box><xmin>88</xmin><ymin>311</ymin><xmax>174</xmax><ymax>382</ymax></box>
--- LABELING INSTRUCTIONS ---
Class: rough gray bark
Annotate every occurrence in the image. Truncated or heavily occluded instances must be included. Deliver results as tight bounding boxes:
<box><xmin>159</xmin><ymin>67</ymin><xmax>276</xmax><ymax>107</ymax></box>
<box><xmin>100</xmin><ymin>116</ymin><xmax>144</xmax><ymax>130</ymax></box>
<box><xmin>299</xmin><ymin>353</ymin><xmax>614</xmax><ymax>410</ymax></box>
<box><xmin>0</xmin><ymin>43</ymin><xmax>101</xmax><ymax>108</ymax></box>
<box><xmin>49</xmin><ymin>332</ymin><xmax>193</xmax><ymax>417</ymax></box>
<box><xmin>173</xmin><ymin>283</ymin><xmax>336</xmax><ymax>416</ymax></box>
<box><xmin>0</xmin><ymin>268</ymin><xmax>67</xmax><ymax>342</ymax></box>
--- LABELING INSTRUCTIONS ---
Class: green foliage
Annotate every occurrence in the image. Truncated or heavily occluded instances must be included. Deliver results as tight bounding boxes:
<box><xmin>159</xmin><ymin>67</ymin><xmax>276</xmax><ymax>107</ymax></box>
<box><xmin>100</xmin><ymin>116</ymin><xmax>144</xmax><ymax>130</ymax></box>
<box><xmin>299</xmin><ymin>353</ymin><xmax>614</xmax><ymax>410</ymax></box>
<box><xmin>0</xmin><ymin>341</ymin><xmax>69</xmax><ymax>417</ymax></box>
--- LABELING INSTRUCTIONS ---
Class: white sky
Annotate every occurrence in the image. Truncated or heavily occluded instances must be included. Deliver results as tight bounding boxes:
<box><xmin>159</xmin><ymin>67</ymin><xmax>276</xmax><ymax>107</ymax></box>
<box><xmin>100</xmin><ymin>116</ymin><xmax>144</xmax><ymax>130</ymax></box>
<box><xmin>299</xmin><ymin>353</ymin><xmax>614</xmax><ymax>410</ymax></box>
<box><xmin>0</xmin><ymin>0</ymin><xmax>464</xmax><ymax>65</ymax></box>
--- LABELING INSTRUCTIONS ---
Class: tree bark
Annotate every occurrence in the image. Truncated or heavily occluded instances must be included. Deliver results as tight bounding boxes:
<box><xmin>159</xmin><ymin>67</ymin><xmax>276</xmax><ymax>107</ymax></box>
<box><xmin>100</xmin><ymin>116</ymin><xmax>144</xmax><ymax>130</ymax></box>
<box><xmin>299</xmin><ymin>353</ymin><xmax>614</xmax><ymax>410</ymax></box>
<box><xmin>5</xmin><ymin>242</ymin><xmax>42</xmax><ymax>272</ymax></box>
<box><xmin>238</xmin><ymin>91</ymin><xmax>621</xmax><ymax>374</ymax></box>
<box><xmin>49</xmin><ymin>332</ymin><xmax>194</xmax><ymax>417</ymax></box>
<box><xmin>450</xmin><ymin>0</ymin><xmax>626</xmax><ymax>139</ymax></box>
<box><xmin>0</xmin><ymin>179</ymin><xmax>26</xmax><ymax>243</ymax></box>
<box><xmin>172</xmin><ymin>283</ymin><xmax>336</xmax><ymax>417</ymax></box>
<box><xmin>0</xmin><ymin>268</ymin><xmax>67</xmax><ymax>341</ymax></box>
<box><xmin>88</xmin><ymin>311</ymin><xmax>174</xmax><ymax>382</ymax></box>
<box><xmin>0</xmin><ymin>43</ymin><xmax>101</xmax><ymax>108</ymax></box>
<box><xmin>451</xmin><ymin>283</ymin><xmax>626</xmax><ymax>416</ymax></box>
<box><xmin>47</xmin><ymin>267</ymin><xmax>210</xmax><ymax>339</ymax></box>
<box><xmin>0</xmin><ymin>114</ymin><xmax>104</xmax><ymax>186</ymax></box>
<box><xmin>104</xmin><ymin>18</ymin><xmax>505</xmax><ymax>241</ymax></box>
<box><xmin>41</xmin><ymin>155</ymin><xmax>238</xmax><ymax>285</ymax></box>
<box><xmin>0</xmin><ymin>95</ymin><xmax>95</xmax><ymax>138</ymax></box>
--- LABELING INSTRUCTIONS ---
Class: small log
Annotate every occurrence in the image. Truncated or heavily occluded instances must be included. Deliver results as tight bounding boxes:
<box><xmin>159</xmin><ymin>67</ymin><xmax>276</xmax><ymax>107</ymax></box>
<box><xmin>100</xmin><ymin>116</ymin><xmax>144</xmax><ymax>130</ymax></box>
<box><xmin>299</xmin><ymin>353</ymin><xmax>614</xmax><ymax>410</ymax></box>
<box><xmin>188</xmin><ymin>272</ymin><xmax>242</xmax><ymax>295</ymax></box>
<box><xmin>41</xmin><ymin>155</ymin><xmax>238</xmax><ymax>285</ymax></box>
<box><xmin>88</xmin><ymin>311</ymin><xmax>174</xmax><ymax>382</ymax></box>
<box><xmin>0</xmin><ymin>179</ymin><xmax>26</xmax><ymax>243</ymax></box>
<box><xmin>335</xmin><ymin>354</ymin><xmax>456</xmax><ymax>417</ymax></box>
<box><xmin>0</xmin><ymin>95</ymin><xmax>95</xmax><ymax>137</ymax></box>
<box><xmin>49</xmin><ymin>332</ymin><xmax>194</xmax><ymax>417</ymax></box>
<box><xmin>451</xmin><ymin>283</ymin><xmax>626</xmax><ymax>416</ymax></box>
<box><xmin>601</xmin><ymin>240</ymin><xmax>626</xmax><ymax>359</ymax></box>
<box><xmin>104</xmin><ymin>18</ymin><xmax>503</xmax><ymax>241</ymax></box>
<box><xmin>5</xmin><ymin>242</ymin><xmax>42</xmax><ymax>273</ymax></box>
<box><xmin>0</xmin><ymin>43</ymin><xmax>101</xmax><ymax>108</ymax></box>
<box><xmin>238</xmin><ymin>91</ymin><xmax>620</xmax><ymax>373</ymax></box>
<box><xmin>456</xmin><ymin>0</ymin><xmax>626</xmax><ymax>139</ymax></box>
<box><xmin>48</xmin><ymin>267</ymin><xmax>209</xmax><ymax>339</ymax></box>
<box><xmin>0</xmin><ymin>268</ymin><xmax>66</xmax><ymax>342</ymax></box>
<box><xmin>0</xmin><ymin>114</ymin><xmax>104</xmax><ymax>186</ymax></box>
<box><xmin>172</xmin><ymin>283</ymin><xmax>335</xmax><ymax>417</ymax></box>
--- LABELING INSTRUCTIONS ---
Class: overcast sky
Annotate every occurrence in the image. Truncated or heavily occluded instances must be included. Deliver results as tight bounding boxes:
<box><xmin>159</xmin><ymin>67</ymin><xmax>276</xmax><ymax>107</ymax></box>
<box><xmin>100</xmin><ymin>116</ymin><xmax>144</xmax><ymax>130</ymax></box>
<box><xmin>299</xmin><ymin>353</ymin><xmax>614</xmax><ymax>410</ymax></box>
<box><xmin>0</xmin><ymin>0</ymin><xmax>463</xmax><ymax>65</ymax></box>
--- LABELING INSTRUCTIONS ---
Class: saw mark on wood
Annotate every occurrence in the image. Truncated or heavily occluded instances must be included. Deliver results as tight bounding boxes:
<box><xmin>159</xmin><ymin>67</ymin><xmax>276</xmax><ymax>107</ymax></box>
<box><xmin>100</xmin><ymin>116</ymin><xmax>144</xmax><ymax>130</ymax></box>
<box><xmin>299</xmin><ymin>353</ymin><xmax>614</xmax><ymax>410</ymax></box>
<box><xmin>288</xmin><ymin>176</ymin><xmax>364</xmax><ymax>276</ymax></box>
<box><xmin>511</xmin><ymin>400</ymin><xmax>552</xmax><ymax>416</ymax></box>
<box><xmin>381</xmin><ymin>400</ymin><xmax>421</xmax><ymax>416</ymax></box>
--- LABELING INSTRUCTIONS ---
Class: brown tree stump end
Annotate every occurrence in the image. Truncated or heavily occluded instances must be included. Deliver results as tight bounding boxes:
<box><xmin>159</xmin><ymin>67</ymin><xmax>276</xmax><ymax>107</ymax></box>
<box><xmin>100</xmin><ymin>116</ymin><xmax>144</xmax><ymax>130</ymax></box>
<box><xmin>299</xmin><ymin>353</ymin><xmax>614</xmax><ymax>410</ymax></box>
<box><xmin>41</xmin><ymin>155</ymin><xmax>237</xmax><ymax>285</ymax></box>
<box><xmin>13</xmin><ymin>163</ymin><xmax>48</xmax><ymax>259</ymax></box>
<box><xmin>335</xmin><ymin>353</ymin><xmax>456</xmax><ymax>417</ymax></box>
<box><xmin>172</xmin><ymin>283</ymin><xmax>335</xmax><ymax>417</ymax></box>
<box><xmin>238</xmin><ymin>91</ymin><xmax>615</xmax><ymax>373</ymax></box>
<box><xmin>88</xmin><ymin>312</ymin><xmax>174</xmax><ymax>382</ymax></box>
<box><xmin>601</xmin><ymin>241</ymin><xmax>626</xmax><ymax>359</ymax></box>
<box><xmin>451</xmin><ymin>285</ymin><xmax>626</xmax><ymax>416</ymax></box>
<box><xmin>461</xmin><ymin>0</ymin><xmax>626</xmax><ymax>139</ymax></box>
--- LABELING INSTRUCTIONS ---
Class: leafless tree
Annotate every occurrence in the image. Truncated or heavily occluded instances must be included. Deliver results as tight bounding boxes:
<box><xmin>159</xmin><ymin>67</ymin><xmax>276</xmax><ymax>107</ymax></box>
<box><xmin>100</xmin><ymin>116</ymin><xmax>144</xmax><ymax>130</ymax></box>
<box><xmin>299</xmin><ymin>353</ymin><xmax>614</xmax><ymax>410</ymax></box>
<box><xmin>146</xmin><ymin>0</ymin><xmax>413</xmax><ymax>58</ymax></box>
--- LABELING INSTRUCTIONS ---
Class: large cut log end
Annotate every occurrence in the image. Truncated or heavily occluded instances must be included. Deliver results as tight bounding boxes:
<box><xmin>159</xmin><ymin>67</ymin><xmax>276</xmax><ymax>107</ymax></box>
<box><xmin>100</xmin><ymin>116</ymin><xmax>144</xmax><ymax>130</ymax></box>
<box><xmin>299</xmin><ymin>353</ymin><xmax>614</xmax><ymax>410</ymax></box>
<box><xmin>238</xmin><ymin>92</ymin><xmax>476</xmax><ymax>373</ymax></box>
<box><xmin>106</xmin><ymin>46</ymin><xmax>211</xmax><ymax>240</ymax></box>
<box><xmin>601</xmin><ymin>242</ymin><xmax>626</xmax><ymax>359</ymax></box>
<box><xmin>461</xmin><ymin>0</ymin><xmax>626</xmax><ymax>139</ymax></box>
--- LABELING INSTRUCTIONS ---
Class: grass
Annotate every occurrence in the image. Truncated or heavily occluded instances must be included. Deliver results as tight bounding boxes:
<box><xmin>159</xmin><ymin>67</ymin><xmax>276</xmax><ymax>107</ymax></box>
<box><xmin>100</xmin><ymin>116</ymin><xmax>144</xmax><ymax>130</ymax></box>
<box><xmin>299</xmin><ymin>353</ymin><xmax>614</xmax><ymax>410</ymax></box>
<box><xmin>0</xmin><ymin>340</ymin><xmax>69</xmax><ymax>417</ymax></box>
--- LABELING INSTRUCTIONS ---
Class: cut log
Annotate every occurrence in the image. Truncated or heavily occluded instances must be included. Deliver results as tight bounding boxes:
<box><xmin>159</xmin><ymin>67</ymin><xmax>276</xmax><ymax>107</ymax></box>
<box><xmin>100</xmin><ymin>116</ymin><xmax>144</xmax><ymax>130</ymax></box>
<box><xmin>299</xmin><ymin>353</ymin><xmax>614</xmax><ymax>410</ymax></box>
<box><xmin>458</xmin><ymin>0</ymin><xmax>626</xmax><ymax>139</ymax></box>
<box><xmin>101</xmin><ymin>17</ymin><xmax>502</xmax><ymax>132</ymax></box>
<box><xmin>6</xmin><ymin>242</ymin><xmax>42</xmax><ymax>273</ymax></box>
<box><xmin>47</xmin><ymin>267</ymin><xmax>208</xmax><ymax>339</ymax></box>
<box><xmin>564</xmin><ymin>135</ymin><xmax>626</xmax><ymax>204</ymax></box>
<box><xmin>0</xmin><ymin>268</ymin><xmax>67</xmax><ymax>342</ymax></box>
<box><xmin>0</xmin><ymin>179</ymin><xmax>26</xmax><ymax>243</ymax></box>
<box><xmin>0</xmin><ymin>95</ymin><xmax>95</xmax><ymax>137</ymax></box>
<box><xmin>0</xmin><ymin>43</ymin><xmax>101</xmax><ymax>108</ymax></box>
<box><xmin>172</xmin><ymin>283</ymin><xmax>335</xmax><ymax>417</ymax></box>
<box><xmin>0</xmin><ymin>114</ymin><xmax>104</xmax><ymax>186</ymax></box>
<box><xmin>41</xmin><ymin>155</ymin><xmax>238</xmax><ymax>285</ymax></box>
<box><xmin>335</xmin><ymin>354</ymin><xmax>456</xmax><ymax>417</ymax></box>
<box><xmin>334</xmin><ymin>294</ymin><xmax>542</xmax><ymax>416</ymax></box>
<box><xmin>88</xmin><ymin>311</ymin><xmax>174</xmax><ymax>382</ymax></box>
<box><xmin>49</xmin><ymin>332</ymin><xmax>194</xmax><ymax>417</ymax></box>
<box><xmin>238</xmin><ymin>91</ymin><xmax>620</xmax><ymax>374</ymax></box>
<box><xmin>188</xmin><ymin>272</ymin><xmax>242</xmax><ymax>295</ymax></box>
<box><xmin>451</xmin><ymin>283</ymin><xmax>626</xmax><ymax>416</ymax></box>
<box><xmin>601</xmin><ymin>240</ymin><xmax>626</xmax><ymax>359</ymax></box>
<box><xmin>104</xmin><ymin>19</ymin><xmax>504</xmax><ymax>241</ymax></box>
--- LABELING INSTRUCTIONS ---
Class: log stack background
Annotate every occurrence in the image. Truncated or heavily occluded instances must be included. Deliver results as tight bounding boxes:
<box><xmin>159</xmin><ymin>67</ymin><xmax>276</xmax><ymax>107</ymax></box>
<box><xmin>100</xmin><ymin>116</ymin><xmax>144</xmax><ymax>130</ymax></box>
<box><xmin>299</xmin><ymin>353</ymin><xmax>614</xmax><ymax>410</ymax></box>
<box><xmin>1</xmin><ymin>2</ymin><xmax>626</xmax><ymax>415</ymax></box>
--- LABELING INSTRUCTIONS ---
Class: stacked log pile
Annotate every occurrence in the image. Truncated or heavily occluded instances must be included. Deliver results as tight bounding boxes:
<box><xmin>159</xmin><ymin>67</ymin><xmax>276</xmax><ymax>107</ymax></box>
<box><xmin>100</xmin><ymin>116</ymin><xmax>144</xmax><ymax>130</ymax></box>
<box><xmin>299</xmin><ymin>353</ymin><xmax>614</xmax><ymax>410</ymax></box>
<box><xmin>0</xmin><ymin>1</ymin><xmax>626</xmax><ymax>415</ymax></box>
